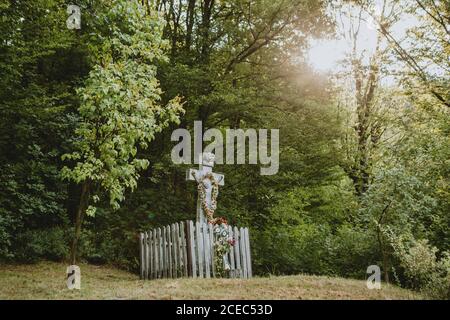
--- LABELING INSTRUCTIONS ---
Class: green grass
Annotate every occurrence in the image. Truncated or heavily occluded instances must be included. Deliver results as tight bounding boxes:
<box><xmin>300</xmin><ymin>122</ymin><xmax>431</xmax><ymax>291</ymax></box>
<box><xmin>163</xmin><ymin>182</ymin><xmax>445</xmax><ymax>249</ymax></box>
<box><xmin>0</xmin><ymin>262</ymin><xmax>422</xmax><ymax>300</ymax></box>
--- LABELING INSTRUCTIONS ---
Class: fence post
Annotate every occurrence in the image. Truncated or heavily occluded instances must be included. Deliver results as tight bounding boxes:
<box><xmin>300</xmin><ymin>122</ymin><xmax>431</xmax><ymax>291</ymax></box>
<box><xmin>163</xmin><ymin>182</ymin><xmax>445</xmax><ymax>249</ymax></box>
<box><xmin>196</xmin><ymin>222</ymin><xmax>204</xmax><ymax>278</ymax></box>
<box><xmin>158</xmin><ymin>228</ymin><xmax>163</xmax><ymax>278</ymax></box>
<box><xmin>209</xmin><ymin>223</ymin><xmax>215</xmax><ymax>278</ymax></box>
<box><xmin>149</xmin><ymin>230</ymin><xmax>153</xmax><ymax>280</ymax></box>
<box><xmin>163</xmin><ymin>226</ymin><xmax>167</xmax><ymax>278</ymax></box>
<box><xmin>144</xmin><ymin>232</ymin><xmax>149</xmax><ymax>280</ymax></box>
<box><xmin>239</xmin><ymin>227</ymin><xmax>247</xmax><ymax>279</ymax></box>
<box><xmin>153</xmin><ymin>229</ymin><xmax>158</xmax><ymax>279</ymax></box>
<box><xmin>139</xmin><ymin>233</ymin><xmax>144</xmax><ymax>279</ymax></box>
<box><xmin>228</xmin><ymin>225</ymin><xmax>236</xmax><ymax>278</ymax></box>
<box><xmin>203</xmin><ymin>223</ymin><xmax>211</xmax><ymax>278</ymax></box>
<box><xmin>180</xmin><ymin>221</ymin><xmax>188</xmax><ymax>277</ymax></box>
<box><xmin>187</xmin><ymin>221</ymin><xmax>197</xmax><ymax>278</ymax></box>
<box><xmin>245</xmin><ymin>228</ymin><xmax>252</xmax><ymax>278</ymax></box>
<box><xmin>172</xmin><ymin>223</ymin><xmax>178</xmax><ymax>278</ymax></box>
<box><xmin>233</xmin><ymin>227</ymin><xmax>241</xmax><ymax>278</ymax></box>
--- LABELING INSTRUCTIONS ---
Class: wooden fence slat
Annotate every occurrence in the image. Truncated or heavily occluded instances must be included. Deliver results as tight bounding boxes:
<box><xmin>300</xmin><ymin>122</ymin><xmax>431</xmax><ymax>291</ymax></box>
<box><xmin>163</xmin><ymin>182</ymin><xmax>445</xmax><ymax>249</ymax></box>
<box><xmin>164</xmin><ymin>226</ymin><xmax>168</xmax><ymax>278</ymax></box>
<box><xmin>153</xmin><ymin>229</ymin><xmax>157</xmax><ymax>279</ymax></box>
<box><xmin>196</xmin><ymin>221</ymin><xmax>204</xmax><ymax>278</ymax></box>
<box><xmin>158</xmin><ymin>228</ymin><xmax>162</xmax><ymax>279</ymax></box>
<box><xmin>239</xmin><ymin>227</ymin><xmax>247</xmax><ymax>279</ymax></box>
<box><xmin>153</xmin><ymin>229</ymin><xmax>156</xmax><ymax>279</ymax></box>
<box><xmin>148</xmin><ymin>230</ymin><xmax>153</xmax><ymax>279</ymax></box>
<box><xmin>156</xmin><ymin>228</ymin><xmax>162</xmax><ymax>279</ymax></box>
<box><xmin>203</xmin><ymin>223</ymin><xmax>211</xmax><ymax>278</ymax></box>
<box><xmin>186</xmin><ymin>221</ymin><xmax>191</xmax><ymax>277</ymax></box>
<box><xmin>139</xmin><ymin>233</ymin><xmax>144</xmax><ymax>279</ymax></box>
<box><xmin>142</xmin><ymin>232</ymin><xmax>146</xmax><ymax>279</ymax></box>
<box><xmin>171</xmin><ymin>225</ymin><xmax>175</xmax><ymax>278</ymax></box>
<box><xmin>144</xmin><ymin>232</ymin><xmax>148</xmax><ymax>279</ymax></box>
<box><xmin>149</xmin><ymin>231</ymin><xmax>152</xmax><ymax>279</ymax></box>
<box><xmin>143</xmin><ymin>232</ymin><xmax>148</xmax><ymax>280</ymax></box>
<box><xmin>169</xmin><ymin>225</ymin><xmax>176</xmax><ymax>278</ymax></box>
<box><xmin>150</xmin><ymin>230</ymin><xmax>154</xmax><ymax>279</ymax></box>
<box><xmin>162</xmin><ymin>226</ymin><xmax>166</xmax><ymax>278</ymax></box>
<box><xmin>228</xmin><ymin>225</ymin><xmax>235</xmax><ymax>278</ymax></box>
<box><xmin>233</xmin><ymin>226</ymin><xmax>241</xmax><ymax>278</ymax></box>
<box><xmin>168</xmin><ymin>225</ymin><xmax>171</xmax><ymax>278</ymax></box>
<box><xmin>172</xmin><ymin>224</ymin><xmax>178</xmax><ymax>278</ymax></box>
<box><xmin>209</xmin><ymin>223</ymin><xmax>215</xmax><ymax>278</ymax></box>
<box><xmin>174</xmin><ymin>223</ymin><xmax>179</xmax><ymax>277</ymax></box>
<box><xmin>187</xmin><ymin>221</ymin><xmax>197</xmax><ymax>278</ymax></box>
<box><xmin>177</xmin><ymin>223</ymin><xmax>181</xmax><ymax>278</ymax></box>
<box><xmin>245</xmin><ymin>228</ymin><xmax>252</xmax><ymax>278</ymax></box>
<box><xmin>174</xmin><ymin>224</ymin><xmax>179</xmax><ymax>278</ymax></box>
<box><xmin>203</xmin><ymin>223</ymin><xmax>208</xmax><ymax>278</ymax></box>
<box><xmin>173</xmin><ymin>224</ymin><xmax>177</xmax><ymax>278</ymax></box>
<box><xmin>179</xmin><ymin>222</ymin><xmax>184</xmax><ymax>277</ymax></box>
<box><xmin>167</xmin><ymin>226</ymin><xmax>171</xmax><ymax>278</ymax></box>
<box><xmin>243</xmin><ymin>227</ymin><xmax>250</xmax><ymax>279</ymax></box>
<box><xmin>180</xmin><ymin>222</ymin><xmax>188</xmax><ymax>277</ymax></box>
<box><xmin>239</xmin><ymin>228</ymin><xmax>247</xmax><ymax>279</ymax></box>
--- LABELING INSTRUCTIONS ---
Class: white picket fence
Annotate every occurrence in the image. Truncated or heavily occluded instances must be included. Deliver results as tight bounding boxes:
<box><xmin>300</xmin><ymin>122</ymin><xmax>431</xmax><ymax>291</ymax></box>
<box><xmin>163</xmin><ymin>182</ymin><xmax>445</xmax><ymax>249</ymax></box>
<box><xmin>139</xmin><ymin>220</ymin><xmax>252</xmax><ymax>280</ymax></box>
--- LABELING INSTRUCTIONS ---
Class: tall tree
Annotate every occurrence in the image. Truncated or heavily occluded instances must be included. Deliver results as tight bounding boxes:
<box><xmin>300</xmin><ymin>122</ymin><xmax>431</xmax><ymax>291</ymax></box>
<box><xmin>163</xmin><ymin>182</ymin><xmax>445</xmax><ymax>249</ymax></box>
<box><xmin>0</xmin><ymin>0</ymin><xmax>89</xmax><ymax>261</ymax></box>
<box><xmin>368</xmin><ymin>0</ymin><xmax>450</xmax><ymax>107</ymax></box>
<box><xmin>61</xmin><ymin>1</ymin><xmax>183</xmax><ymax>264</ymax></box>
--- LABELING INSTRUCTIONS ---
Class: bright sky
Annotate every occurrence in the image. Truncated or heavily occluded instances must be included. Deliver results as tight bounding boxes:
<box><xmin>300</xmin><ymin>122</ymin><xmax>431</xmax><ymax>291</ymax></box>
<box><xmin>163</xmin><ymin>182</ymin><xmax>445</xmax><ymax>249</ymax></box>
<box><xmin>306</xmin><ymin>3</ymin><xmax>418</xmax><ymax>75</ymax></box>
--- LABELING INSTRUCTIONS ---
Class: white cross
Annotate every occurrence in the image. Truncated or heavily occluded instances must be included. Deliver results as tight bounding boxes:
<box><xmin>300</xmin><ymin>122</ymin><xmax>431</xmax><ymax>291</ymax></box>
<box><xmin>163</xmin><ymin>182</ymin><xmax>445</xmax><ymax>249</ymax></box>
<box><xmin>186</xmin><ymin>153</ymin><xmax>224</xmax><ymax>224</ymax></box>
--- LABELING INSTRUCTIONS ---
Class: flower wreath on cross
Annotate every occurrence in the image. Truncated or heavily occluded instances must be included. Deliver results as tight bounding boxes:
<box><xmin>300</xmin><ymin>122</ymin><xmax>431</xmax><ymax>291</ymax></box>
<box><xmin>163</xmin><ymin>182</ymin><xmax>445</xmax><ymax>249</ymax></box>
<box><xmin>195</xmin><ymin>172</ymin><xmax>235</xmax><ymax>276</ymax></box>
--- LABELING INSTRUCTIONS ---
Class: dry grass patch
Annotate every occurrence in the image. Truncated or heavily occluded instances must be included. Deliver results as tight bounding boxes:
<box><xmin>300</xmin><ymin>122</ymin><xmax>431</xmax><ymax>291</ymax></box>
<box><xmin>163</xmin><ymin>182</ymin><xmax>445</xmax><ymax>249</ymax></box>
<box><xmin>0</xmin><ymin>262</ymin><xmax>422</xmax><ymax>300</ymax></box>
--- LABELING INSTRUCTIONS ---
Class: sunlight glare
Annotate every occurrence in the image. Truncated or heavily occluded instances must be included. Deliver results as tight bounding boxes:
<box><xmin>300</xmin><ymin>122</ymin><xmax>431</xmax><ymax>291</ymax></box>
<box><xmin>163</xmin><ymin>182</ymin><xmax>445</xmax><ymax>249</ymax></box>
<box><xmin>307</xmin><ymin>39</ymin><xmax>347</xmax><ymax>73</ymax></box>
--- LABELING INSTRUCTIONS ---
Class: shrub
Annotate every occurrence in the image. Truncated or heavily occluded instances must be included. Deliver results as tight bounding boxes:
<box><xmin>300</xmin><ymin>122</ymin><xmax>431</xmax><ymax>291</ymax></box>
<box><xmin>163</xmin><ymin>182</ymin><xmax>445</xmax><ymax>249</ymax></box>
<box><xmin>329</xmin><ymin>225</ymin><xmax>379</xmax><ymax>279</ymax></box>
<box><xmin>388</xmin><ymin>232</ymin><xmax>450</xmax><ymax>299</ymax></box>
<box><xmin>13</xmin><ymin>227</ymin><xmax>69</xmax><ymax>263</ymax></box>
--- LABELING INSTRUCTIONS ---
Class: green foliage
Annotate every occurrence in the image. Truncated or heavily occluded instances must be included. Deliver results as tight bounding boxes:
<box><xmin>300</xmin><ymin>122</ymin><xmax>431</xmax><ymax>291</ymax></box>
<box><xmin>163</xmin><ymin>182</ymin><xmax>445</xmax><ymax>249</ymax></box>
<box><xmin>13</xmin><ymin>227</ymin><xmax>69</xmax><ymax>263</ymax></box>
<box><xmin>253</xmin><ymin>180</ymin><xmax>363</xmax><ymax>276</ymax></box>
<box><xmin>0</xmin><ymin>0</ymin><xmax>86</xmax><ymax>261</ymax></box>
<box><xmin>386</xmin><ymin>232</ymin><xmax>450</xmax><ymax>299</ymax></box>
<box><xmin>330</xmin><ymin>225</ymin><xmax>378</xmax><ymax>279</ymax></box>
<box><xmin>61</xmin><ymin>1</ymin><xmax>184</xmax><ymax>210</ymax></box>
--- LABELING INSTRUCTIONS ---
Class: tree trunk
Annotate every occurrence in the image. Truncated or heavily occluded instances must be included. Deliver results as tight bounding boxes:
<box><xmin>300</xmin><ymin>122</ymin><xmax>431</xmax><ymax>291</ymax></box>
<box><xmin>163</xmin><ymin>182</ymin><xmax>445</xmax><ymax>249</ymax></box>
<box><xmin>70</xmin><ymin>180</ymin><xmax>91</xmax><ymax>265</ymax></box>
<box><xmin>382</xmin><ymin>249</ymin><xmax>390</xmax><ymax>284</ymax></box>
<box><xmin>376</xmin><ymin>201</ymin><xmax>392</xmax><ymax>284</ymax></box>
<box><xmin>200</xmin><ymin>0</ymin><xmax>214</xmax><ymax>61</ymax></box>
<box><xmin>185</xmin><ymin>0</ymin><xmax>196</xmax><ymax>50</ymax></box>
<box><xmin>377</xmin><ymin>231</ymin><xmax>390</xmax><ymax>284</ymax></box>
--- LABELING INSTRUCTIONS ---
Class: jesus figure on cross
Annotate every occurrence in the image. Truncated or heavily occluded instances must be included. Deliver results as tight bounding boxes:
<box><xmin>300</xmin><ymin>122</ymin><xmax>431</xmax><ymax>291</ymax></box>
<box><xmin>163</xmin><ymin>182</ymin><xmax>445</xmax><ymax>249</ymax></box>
<box><xmin>186</xmin><ymin>152</ymin><xmax>224</xmax><ymax>224</ymax></box>
<box><xmin>186</xmin><ymin>152</ymin><xmax>233</xmax><ymax>273</ymax></box>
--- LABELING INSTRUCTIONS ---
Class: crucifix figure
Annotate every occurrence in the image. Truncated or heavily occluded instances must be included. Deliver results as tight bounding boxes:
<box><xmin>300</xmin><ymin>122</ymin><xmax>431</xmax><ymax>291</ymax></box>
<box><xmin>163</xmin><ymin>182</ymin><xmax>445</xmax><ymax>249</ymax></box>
<box><xmin>186</xmin><ymin>153</ymin><xmax>224</xmax><ymax>224</ymax></box>
<box><xmin>186</xmin><ymin>153</ymin><xmax>231</xmax><ymax>273</ymax></box>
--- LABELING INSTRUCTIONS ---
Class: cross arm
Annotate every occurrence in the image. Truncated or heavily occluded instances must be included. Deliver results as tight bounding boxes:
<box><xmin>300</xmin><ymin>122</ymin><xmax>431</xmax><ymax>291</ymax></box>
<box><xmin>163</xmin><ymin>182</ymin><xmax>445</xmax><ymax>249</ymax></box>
<box><xmin>186</xmin><ymin>169</ymin><xmax>225</xmax><ymax>186</ymax></box>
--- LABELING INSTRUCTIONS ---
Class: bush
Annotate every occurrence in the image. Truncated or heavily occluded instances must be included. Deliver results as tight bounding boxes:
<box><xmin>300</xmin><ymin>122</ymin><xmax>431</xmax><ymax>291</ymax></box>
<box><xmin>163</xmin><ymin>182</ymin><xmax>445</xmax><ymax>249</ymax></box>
<box><xmin>388</xmin><ymin>233</ymin><xmax>450</xmax><ymax>299</ymax></box>
<box><xmin>79</xmin><ymin>227</ymin><xmax>139</xmax><ymax>271</ymax></box>
<box><xmin>253</xmin><ymin>222</ymin><xmax>334</xmax><ymax>276</ymax></box>
<box><xmin>13</xmin><ymin>227</ymin><xmax>69</xmax><ymax>263</ymax></box>
<box><xmin>329</xmin><ymin>225</ymin><xmax>379</xmax><ymax>279</ymax></box>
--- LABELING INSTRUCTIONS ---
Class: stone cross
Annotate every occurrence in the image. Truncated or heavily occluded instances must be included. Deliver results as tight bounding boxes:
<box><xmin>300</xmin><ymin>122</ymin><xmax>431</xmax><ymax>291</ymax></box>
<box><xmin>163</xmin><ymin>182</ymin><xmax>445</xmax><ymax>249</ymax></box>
<box><xmin>186</xmin><ymin>153</ymin><xmax>224</xmax><ymax>224</ymax></box>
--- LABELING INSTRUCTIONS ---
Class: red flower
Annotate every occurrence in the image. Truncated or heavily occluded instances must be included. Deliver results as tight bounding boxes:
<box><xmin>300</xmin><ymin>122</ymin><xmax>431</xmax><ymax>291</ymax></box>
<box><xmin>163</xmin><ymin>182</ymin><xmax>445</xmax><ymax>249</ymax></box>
<box><xmin>228</xmin><ymin>238</ymin><xmax>236</xmax><ymax>246</ymax></box>
<box><xmin>211</xmin><ymin>217</ymin><xmax>228</xmax><ymax>225</ymax></box>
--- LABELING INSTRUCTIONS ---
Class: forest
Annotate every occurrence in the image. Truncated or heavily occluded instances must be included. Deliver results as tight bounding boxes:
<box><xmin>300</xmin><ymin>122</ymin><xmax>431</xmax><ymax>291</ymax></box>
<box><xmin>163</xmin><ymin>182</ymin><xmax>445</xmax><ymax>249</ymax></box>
<box><xmin>0</xmin><ymin>0</ymin><xmax>448</xmax><ymax>299</ymax></box>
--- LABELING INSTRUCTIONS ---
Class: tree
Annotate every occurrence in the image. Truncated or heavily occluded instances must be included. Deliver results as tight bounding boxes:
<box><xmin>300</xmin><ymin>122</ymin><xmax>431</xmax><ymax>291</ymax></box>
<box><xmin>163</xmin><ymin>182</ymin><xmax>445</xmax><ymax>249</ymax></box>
<box><xmin>335</xmin><ymin>0</ymin><xmax>397</xmax><ymax>197</ymax></box>
<box><xmin>368</xmin><ymin>0</ymin><xmax>450</xmax><ymax>108</ymax></box>
<box><xmin>0</xmin><ymin>0</ymin><xmax>89</xmax><ymax>261</ymax></box>
<box><xmin>61</xmin><ymin>1</ymin><xmax>183</xmax><ymax>264</ymax></box>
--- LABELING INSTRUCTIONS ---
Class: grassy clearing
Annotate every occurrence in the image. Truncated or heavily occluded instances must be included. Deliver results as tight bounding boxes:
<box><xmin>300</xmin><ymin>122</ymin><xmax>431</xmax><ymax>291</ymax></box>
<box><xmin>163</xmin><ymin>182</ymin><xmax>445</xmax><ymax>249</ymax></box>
<box><xmin>0</xmin><ymin>262</ymin><xmax>422</xmax><ymax>300</ymax></box>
